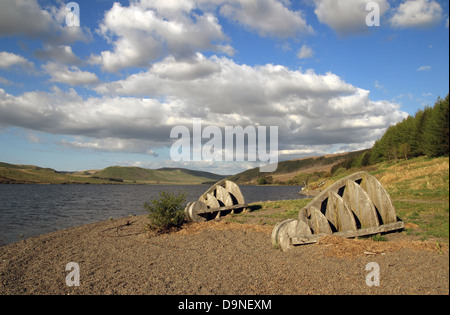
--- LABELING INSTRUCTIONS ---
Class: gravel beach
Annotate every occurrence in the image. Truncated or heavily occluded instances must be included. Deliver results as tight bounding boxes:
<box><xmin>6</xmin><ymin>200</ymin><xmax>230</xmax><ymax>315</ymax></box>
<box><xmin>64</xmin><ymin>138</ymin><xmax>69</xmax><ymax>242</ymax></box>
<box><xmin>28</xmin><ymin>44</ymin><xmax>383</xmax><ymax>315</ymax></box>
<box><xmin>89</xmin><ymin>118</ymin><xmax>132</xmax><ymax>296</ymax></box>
<box><xmin>0</xmin><ymin>214</ymin><xmax>448</xmax><ymax>295</ymax></box>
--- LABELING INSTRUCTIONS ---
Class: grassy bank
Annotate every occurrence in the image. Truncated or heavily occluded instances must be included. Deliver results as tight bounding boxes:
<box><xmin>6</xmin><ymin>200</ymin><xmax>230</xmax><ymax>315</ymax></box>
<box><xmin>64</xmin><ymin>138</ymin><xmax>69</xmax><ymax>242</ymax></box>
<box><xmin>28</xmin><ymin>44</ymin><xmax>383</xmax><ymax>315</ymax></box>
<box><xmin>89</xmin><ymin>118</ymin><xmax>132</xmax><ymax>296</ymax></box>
<box><xmin>223</xmin><ymin>156</ymin><xmax>449</xmax><ymax>243</ymax></box>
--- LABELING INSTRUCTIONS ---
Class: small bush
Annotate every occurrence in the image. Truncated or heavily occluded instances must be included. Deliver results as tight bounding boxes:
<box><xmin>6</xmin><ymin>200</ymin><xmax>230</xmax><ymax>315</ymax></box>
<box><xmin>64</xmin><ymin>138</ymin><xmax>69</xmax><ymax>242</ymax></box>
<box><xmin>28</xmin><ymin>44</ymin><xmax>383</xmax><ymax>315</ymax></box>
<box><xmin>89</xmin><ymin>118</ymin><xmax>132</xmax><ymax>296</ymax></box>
<box><xmin>257</xmin><ymin>176</ymin><xmax>274</xmax><ymax>185</ymax></box>
<box><xmin>144</xmin><ymin>191</ymin><xmax>188</xmax><ymax>231</ymax></box>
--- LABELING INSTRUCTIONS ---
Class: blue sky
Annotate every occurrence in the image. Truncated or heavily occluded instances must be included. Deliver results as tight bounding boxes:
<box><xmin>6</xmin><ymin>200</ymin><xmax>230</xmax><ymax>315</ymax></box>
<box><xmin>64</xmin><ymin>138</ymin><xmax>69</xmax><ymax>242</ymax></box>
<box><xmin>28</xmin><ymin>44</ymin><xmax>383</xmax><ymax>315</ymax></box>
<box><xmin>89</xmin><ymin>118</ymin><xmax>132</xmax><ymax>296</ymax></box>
<box><xmin>0</xmin><ymin>0</ymin><xmax>448</xmax><ymax>175</ymax></box>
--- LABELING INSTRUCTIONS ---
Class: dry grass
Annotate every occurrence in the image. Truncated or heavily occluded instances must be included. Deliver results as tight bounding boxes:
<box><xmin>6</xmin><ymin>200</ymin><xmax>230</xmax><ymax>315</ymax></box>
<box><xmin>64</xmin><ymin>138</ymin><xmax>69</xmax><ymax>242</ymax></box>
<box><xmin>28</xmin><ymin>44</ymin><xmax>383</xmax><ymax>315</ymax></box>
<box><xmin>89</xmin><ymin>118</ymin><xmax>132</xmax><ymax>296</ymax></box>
<box><xmin>316</xmin><ymin>235</ymin><xmax>448</xmax><ymax>259</ymax></box>
<box><xmin>376</xmin><ymin>157</ymin><xmax>449</xmax><ymax>193</ymax></box>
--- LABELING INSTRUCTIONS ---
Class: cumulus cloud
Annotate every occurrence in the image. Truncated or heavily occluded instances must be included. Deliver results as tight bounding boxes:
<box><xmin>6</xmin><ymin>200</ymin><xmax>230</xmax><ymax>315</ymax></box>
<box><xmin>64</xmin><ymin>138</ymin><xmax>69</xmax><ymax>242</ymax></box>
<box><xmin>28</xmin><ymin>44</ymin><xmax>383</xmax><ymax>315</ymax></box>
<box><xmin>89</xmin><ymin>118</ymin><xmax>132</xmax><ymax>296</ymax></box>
<box><xmin>0</xmin><ymin>0</ymin><xmax>91</xmax><ymax>45</ymax></box>
<box><xmin>0</xmin><ymin>87</ymin><xmax>174</xmax><ymax>142</ymax></box>
<box><xmin>313</xmin><ymin>0</ymin><xmax>390</xmax><ymax>35</ymax></box>
<box><xmin>34</xmin><ymin>45</ymin><xmax>82</xmax><ymax>65</ymax></box>
<box><xmin>215</xmin><ymin>0</ymin><xmax>313</xmax><ymax>38</ymax></box>
<box><xmin>42</xmin><ymin>62</ymin><xmax>99</xmax><ymax>86</ymax></box>
<box><xmin>92</xmin><ymin>1</ymin><xmax>230</xmax><ymax>72</ymax></box>
<box><xmin>0</xmin><ymin>52</ymin><xmax>408</xmax><ymax>164</ymax></box>
<box><xmin>390</xmin><ymin>0</ymin><xmax>443</xmax><ymax>29</ymax></box>
<box><xmin>150</xmin><ymin>53</ymin><xmax>221</xmax><ymax>81</ymax></box>
<box><xmin>0</xmin><ymin>51</ymin><xmax>34</xmax><ymax>72</ymax></box>
<box><xmin>91</xmin><ymin>0</ymin><xmax>314</xmax><ymax>72</ymax></box>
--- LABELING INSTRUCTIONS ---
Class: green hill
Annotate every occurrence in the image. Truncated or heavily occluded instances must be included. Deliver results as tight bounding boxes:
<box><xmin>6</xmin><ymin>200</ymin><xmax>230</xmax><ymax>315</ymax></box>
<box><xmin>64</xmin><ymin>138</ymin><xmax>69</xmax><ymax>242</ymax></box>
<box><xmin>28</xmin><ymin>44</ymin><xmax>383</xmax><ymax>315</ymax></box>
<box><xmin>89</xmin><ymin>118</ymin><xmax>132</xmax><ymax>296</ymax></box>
<box><xmin>92</xmin><ymin>166</ymin><xmax>225</xmax><ymax>184</ymax></box>
<box><xmin>0</xmin><ymin>163</ymin><xmax>108</xmax><ymax>185</ymax></box>
<box><xmin>0</xmin><ymin>163</ymin><xmax>225</xmax><ymax>185</ymax></box>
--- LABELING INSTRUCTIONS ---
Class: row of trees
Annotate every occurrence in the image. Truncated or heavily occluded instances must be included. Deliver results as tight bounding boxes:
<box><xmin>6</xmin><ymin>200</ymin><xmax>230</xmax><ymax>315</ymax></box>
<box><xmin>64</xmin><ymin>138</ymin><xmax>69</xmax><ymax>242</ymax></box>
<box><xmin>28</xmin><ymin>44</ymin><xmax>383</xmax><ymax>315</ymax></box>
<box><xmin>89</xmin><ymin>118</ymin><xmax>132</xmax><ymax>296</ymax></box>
<box><xmin>370</xmin><ymin>95</ymin><xmax>449</xmax><ymax>164</ymax></box>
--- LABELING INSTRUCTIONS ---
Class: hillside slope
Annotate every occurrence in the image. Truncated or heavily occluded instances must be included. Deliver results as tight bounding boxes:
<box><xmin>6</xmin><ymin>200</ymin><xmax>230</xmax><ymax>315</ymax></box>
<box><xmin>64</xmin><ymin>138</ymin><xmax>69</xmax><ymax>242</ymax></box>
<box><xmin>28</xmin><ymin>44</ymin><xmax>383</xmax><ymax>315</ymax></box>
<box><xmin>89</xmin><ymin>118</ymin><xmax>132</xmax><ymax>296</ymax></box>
<box><xmin>228</xmin><ymin>150</ymin><xmax>368</xmax><ymax>184</ymax></box>
<box><xmin>92</xmin><ymin>166</ymin><xmax>225</xmax><ymax>184</ymax></box>
<box><xmin>0</xmin><ymin>163</ymin><xmax>225</xmax><ymax>185</ymax></box>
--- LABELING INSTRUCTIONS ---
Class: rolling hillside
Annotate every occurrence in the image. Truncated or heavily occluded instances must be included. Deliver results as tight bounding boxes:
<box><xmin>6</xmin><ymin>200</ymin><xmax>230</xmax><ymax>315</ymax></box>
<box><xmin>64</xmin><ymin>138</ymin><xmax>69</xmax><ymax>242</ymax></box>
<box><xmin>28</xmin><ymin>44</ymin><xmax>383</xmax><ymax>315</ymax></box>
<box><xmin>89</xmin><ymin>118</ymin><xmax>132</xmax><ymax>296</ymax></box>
<box><xmin>0</xmin><ymin>162</ymin><xmax>225</xmax><ymax>185</ymax></box>
<box><xmin>227</xmin><ymin>150</ymin><xmax>369</xmax><ymax>184</ymax></box>
<box><xmin>92</xmin><ymin>166</ymin><xmax>225</xmax><ymax>184</ymax></box>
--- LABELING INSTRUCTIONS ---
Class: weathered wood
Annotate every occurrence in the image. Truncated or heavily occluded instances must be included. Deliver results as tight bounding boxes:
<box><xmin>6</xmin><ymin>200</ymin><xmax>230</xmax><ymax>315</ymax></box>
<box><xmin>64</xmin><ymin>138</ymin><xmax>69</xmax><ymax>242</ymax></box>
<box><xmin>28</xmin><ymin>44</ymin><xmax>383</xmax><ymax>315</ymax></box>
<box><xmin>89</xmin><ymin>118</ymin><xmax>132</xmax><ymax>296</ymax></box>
<box><xmin>204</xmin><ymin>193</ymin><xmax>220</xmax><ymax>209</ymax></box>
<box><xmin>185</xmin><ymin>180</ymin><xmax>247</xmax><ymax>222</ymax></box>
<box><xmin>299</xmin><ymin>206</ymin><xmax>332</xmax><ymax>235</ymax></box>
<box><xmin>225</xmin><ymin>180</ymin><xmax>245</xmax><ymax>205</ymax></box>
<box><xmin>195</xmin><ymin>203</ymin><xmax>248</xmax><ymax>215</ymax></box>
<box><xmin>301</xmin><ymin>172</ymin><xmax>366</xmax><ymax>210</ymax></box>
<box><xmin>273</xmin><ymin>172</ymin><xmax>406</xmax><ymax>251</ymax></box>
<box><xmin>327</xmin><ymin>191</ymin><xmax>357</xmax><ymax>232</ymax></box>
<box><xmin>215</xmin><ymin>185</ymin><xmax>234</xmax><ymax>207</ymax></box>
<box><xmin>359</xmin><ymin>172</ymin><xmax>397</xmax><ymax>224</ymax></box>
<box><xmin>343</xmin><ymin>179</ymin><xmax>379</xmax><ymax>229</ymax></box>
<box><xmin>185</xmin><ymin>201</ymin><xmax>208</xmax><ymax>222</ymax></box>
<box><xmin>271</xmin><ymin>220</ymin><xmax>288</xmax><ymax>249</ymax></box>
<box><xmin>272</xmin><ymin>219</ymin><xmax>300</xmax><ymax>252</ymax></box>
<box><xmin>291</xmin><ymin>221</ymin><xmax>405</xmax><ymax>245</ymax></box>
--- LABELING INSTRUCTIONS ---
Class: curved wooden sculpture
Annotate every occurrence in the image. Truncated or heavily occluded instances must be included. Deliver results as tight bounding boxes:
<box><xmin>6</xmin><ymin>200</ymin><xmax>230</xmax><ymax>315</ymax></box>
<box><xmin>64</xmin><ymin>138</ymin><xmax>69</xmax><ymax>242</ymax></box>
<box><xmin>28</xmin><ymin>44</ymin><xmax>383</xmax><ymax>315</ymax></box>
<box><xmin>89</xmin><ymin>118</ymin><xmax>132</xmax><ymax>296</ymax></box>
<box><xmin>185</xmin><ymin>180</ymin><xmax>247</xmax><ymax>222</ymax></box>
<box><xmin>272</xmin><ymin>172</ymin><xmax>405</xmax><ymax>251</ymax></box>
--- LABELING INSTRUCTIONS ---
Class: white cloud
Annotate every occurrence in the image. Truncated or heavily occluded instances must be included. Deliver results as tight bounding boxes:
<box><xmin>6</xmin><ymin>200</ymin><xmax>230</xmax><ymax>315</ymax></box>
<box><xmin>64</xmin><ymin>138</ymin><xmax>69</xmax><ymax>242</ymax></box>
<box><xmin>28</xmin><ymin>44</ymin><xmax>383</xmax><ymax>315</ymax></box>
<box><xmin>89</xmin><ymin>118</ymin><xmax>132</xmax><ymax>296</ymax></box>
<box><xmin>92</xmin><ymin>1</ymin><xmax>230</xmax><ymax>72</ymax></box>
<box><xmin>61</xmin><ymin>137</ymin><xmax>158</xmax><ymax>156</ymax></box>
<box><xmin>26</xmin><ymin>54</ymin><xmax>408</xmax><ymax>149</ymax></box>
<box><xmin>0</xmin><ymin>0</ymin><xmax>91</xmax><ymax>45</ymax></box>
<box><xmin>42</xmin><ymin>62</ymin><xmax>99</xmax><ymax>86</ymax></box>
<box><xmin>0</xmin><ymin>51</ymin><xmax>34</xmax><ymax>71</ymax></box>
<box><xmin>150</xmin><ymin>53</ymin><xmax>221</xmax><ymax>81</ymax></box>
<box><xmin>0</xmin><ymin>49</ymin><xmax>409</xmax><ymax>173</ymax></box>
<box><xmin>0</xmin><ymin>87</ymin><xmax>176</xmax><ymax>143</ymax></box>
<box><xmin>91</xmin><ymin>0</ymin><xmax>314</xmax><ymax>72</ymax></box>
<box><xmin>296</xmin><ymin>45</ymin><xmax>314</xmax><ymax>59</ymax></box>
<box><xmin>417</xmin><ymin>65</ymin><xmax>432</xmax><ymax>71</ymax></box>
<box><xmin>313</xmin><ymin>0</ymin><xmax>390</xmax><ymax>35</ymax></box>
<box><xmin>216</xmin><ymin>0</ymin><xmax>313</xmax><ymax>38</ymax></box>
<box><xmin>34</xmin><ymin>45</ymin><xmax>82</xmax><ymax>65</ymax></box>
<box><xmin>390</xmin><ymin>0</ymin><xmax>443</xmax><ymax>29</ymax></box>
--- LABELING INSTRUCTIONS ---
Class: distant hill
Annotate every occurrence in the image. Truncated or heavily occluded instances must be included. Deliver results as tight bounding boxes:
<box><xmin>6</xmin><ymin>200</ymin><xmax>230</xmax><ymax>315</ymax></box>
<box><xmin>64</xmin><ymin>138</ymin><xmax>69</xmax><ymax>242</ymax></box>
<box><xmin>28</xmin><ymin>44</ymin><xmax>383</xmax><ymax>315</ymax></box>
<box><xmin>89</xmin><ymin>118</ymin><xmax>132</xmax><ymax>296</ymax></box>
<box><xmin>0</xmin><ymin>150</ymin><xmax>367</xmax><ymax>185</ymax></box>
<box><xmin>92</xmin><ymin>166</ymin><xmax>225</xmax><ymax>185</ymax></box>
<box><xmin>227</xmin><ymin>150</ymin><xmax>369</xmax><ymax>185</ymax></box>
<box><xmin>0</xmin><ymin>163</ymin><xmax>225</xmax><ymax>185</ymax></box>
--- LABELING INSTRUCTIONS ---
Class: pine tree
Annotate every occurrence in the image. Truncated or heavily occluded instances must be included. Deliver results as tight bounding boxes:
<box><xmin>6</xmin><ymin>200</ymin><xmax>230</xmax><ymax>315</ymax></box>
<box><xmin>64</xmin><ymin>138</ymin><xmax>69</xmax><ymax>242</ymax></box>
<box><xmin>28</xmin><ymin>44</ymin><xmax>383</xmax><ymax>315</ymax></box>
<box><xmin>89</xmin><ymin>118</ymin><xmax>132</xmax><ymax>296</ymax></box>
<box><xmin>424</xmin><ymin>96</ymin><xmax>449</xmax><ymax>157</ymax></box>
<box><xmin>368</xmin><ymin>94</ymin><xmax>449</xmax><ymax>163</ymax></box>
<box><xmin>413</xmin><ymin>108</ymin><xmax>431</xmax><ymax>156</ymax></box>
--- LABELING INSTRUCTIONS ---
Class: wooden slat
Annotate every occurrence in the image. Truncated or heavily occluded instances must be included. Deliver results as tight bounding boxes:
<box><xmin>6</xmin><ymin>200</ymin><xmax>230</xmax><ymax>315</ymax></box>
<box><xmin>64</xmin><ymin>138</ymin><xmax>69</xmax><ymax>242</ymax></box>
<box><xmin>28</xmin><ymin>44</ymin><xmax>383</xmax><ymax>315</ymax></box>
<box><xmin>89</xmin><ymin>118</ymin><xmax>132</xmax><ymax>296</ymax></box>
<box><xmin>291</xmin><ymin>221</ymin><xmax>405</xmax><ymax>246</ymax></box>
<box><xmin>196</xmin><ymin>203</ymin><xmax>248</xmax><ymax>215</ymax></box>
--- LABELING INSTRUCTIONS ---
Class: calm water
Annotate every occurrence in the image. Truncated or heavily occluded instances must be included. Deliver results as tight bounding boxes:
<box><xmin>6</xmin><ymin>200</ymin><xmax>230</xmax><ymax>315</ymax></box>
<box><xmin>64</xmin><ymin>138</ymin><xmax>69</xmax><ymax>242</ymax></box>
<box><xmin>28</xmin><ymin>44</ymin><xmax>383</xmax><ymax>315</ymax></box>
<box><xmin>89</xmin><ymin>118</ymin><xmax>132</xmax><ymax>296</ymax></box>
<box><xmin>0</xmin><ymin>184</ymin><xmax>304</xmax><ymax>246</ymax></box>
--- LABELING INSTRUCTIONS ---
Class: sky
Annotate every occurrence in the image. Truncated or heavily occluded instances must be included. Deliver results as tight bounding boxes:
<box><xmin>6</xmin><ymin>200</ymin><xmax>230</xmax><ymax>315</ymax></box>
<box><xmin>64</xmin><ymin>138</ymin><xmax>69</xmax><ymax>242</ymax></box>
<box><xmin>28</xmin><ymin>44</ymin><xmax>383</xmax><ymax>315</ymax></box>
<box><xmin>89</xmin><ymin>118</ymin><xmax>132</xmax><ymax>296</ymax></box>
<box><xmin>0</xmin><ymin>0</ymin><xmax>448</xmax><ymax>175</ymax></box>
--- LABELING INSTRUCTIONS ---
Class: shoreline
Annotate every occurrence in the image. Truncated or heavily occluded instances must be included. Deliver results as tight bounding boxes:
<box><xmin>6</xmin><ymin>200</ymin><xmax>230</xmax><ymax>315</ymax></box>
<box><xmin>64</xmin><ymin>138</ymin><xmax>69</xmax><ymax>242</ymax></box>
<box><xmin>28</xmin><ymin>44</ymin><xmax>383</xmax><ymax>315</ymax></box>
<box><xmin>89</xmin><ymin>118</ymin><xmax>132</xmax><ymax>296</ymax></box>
<box><xmin>1</xmin><ymin>214</ymin><xmax>448</xmax><ymax>295</ymax></box>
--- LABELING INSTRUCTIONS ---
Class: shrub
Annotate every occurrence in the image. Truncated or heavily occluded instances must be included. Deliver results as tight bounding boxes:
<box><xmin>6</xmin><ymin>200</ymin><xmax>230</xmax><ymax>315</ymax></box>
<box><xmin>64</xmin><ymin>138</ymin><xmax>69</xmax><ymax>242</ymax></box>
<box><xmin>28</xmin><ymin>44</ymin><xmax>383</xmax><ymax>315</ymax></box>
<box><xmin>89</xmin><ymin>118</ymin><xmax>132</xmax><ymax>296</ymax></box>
<box><xmin>257</xmin><ymin>176</ymin><xmax>273</xmax><ymax>185</ymax></box>
<box><xmin>144</xmin><ymin>191</ymin><xmax>188</xmax><ymax>231</ymax></box>
<box><xmin>257</xmin><ymin>177</ymin><xmax>267</xmax><ymax>185</ymax></box>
